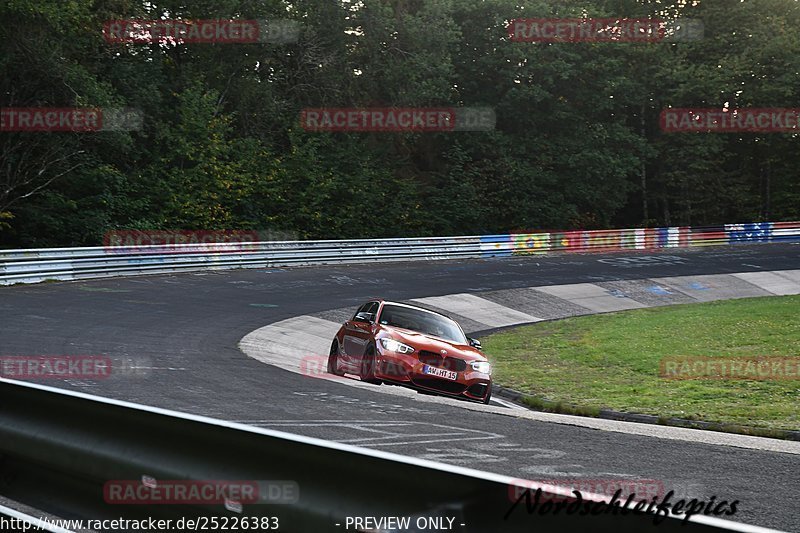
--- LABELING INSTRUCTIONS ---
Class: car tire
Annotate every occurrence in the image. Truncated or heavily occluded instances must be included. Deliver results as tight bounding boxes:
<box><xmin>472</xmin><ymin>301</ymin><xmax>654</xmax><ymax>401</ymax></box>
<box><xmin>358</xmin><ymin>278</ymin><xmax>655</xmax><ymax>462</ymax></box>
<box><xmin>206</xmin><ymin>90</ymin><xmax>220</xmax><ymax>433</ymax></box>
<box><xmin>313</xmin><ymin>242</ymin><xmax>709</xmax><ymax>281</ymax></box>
<box><xmin>482</xmin><ymin>383</ymin><xmax>492</xmax><ymax>405</ymax></box>
<box><xmin>328</xmin><ymin>340</ymin><xmax>344</xmax><ymax>376</ymax></box>
<box><xmin>360</xmin><ymin>346</ymin><xmax>382</xmax><ymax>385</ymax></box>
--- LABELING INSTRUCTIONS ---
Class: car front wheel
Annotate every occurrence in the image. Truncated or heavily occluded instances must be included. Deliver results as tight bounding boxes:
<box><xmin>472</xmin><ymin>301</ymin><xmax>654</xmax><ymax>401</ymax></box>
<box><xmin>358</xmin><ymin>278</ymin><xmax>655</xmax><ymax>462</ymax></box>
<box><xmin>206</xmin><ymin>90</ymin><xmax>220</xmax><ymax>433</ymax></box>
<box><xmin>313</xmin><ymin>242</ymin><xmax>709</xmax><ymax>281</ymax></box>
<box><xmin>360</xmin><ymin>346</ymin><xmax>382</xmax><ymax>385</ymax></box>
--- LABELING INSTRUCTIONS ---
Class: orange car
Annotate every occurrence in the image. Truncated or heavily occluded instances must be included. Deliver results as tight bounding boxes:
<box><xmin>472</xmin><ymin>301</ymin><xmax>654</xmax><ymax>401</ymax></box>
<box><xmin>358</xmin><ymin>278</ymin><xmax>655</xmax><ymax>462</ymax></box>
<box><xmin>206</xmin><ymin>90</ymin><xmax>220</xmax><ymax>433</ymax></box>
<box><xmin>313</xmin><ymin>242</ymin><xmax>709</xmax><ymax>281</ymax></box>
<box><xmin>327</xmin><ymin>300</ymin><xmax>492</xmax><ymax>404</ymax></box>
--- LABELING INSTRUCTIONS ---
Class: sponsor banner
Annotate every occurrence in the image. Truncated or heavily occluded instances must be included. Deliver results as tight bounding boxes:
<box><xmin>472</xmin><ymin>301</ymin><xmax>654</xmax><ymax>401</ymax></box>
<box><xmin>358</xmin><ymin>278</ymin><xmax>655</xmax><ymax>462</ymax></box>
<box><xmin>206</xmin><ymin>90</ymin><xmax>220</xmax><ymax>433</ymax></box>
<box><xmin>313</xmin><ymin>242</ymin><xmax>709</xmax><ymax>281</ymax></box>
<box><xmin>666</xmin><ymin>228</ymin><xmax>677</xmax><ymax>247</ymax></box>
<box><xmin>549</xmin><ymin>231</ymin><xmax>583</xmax><ymax>251</ymax></box>
<box><xmin>725</xmin><ymin>222</ymin><xmax>771</xmax><ymax>244</ymax></box>
<box><xmin>652</xmin><ymin>227</ymin><xmax>687</xmax><ymax>248</ymax></box>
<box><xmin>300</xmin><ymin>107</ymin><xmax>495</xmax><ymax>132</ymax></box>
<box><xmin>0</xmin><ymin>356</ymin><xmax>112</xmax><ymax>380</ymax></box>
<box><xmin>103</xmin><ymin>19</ymin><xmax>299</xmax><ymax>44</ymax></box>
<box><xmin>0</xmin><ymin>107</ymin><xmax>143</xmax><ymax>132</ymax></box>
<box><xmin>771</xmin><ymin>221</ymin><xmax>800</xmax><ymax>243</ymax></box>
<box><xmin>642</xmin><ymin>228</ymin><xmax>657</xmax><ymax>249</ymax></box>
<box><xmin>479</xmin><ymin>235</ymin><xmax>513</xmax><ymax>257</ymax></box>
<box><xmin>689</xmin><ymin>225</ymin><xmax>727</xmax><ymax>247</ymax></box>
<box><xmin>104</xmin><ymin>479</ymin><xmax>298</xmax><ymax>505</ymax></box>
<box><xmin>479</xmin><ymin>222</ymin><xmax>794</xmax><ymax>258</ymax></box>
<box><xmin>618</xmin><ymin>229</ymin><xmax>638</xmax><ymax>249</ymax></box>
<box><xmin>508</xmin><ymin>18</ymin><xmax>703</xmax><ymax>43</ymax></box>
<box><xmin>584</xmin><ymin>229</ymin><xmax>623</xmax><ymax>251</ymax></box>
<box><xmin>481</xmin><ymin>228</ymin><xmax>688</xmax><ymax>255</ymax></box>
<box><xmin>640</xmin><ymin>227</ymin><xmax>689</xmax><ymax>249</ymax></box>
<box><xmin>635</xmin><ymin>228</ymin><xmax>646</xmax><ymax>250</ymax></box>
<box><xmin>660</xmin><ymin>356</ymin><xmax>800</xmax><ymax>380</ymax></box>
<box><xmin>679</xmin><ymin>227</ymin><xmax>691</xmax><ymax>247</ymax></box>
<box><xmin>661</xmin><ymin>108</ymin><xmax>800</xmax><ymax>133</ymax></box>
<box><xmin>511</xmin><ymin>233</ymin><xmax>550</xmax><ymax>255</ymax></box>
<box><xmin>103</xmin><ymin>230</ymin><xmax>262</xmax><ymax>254</ymax></box>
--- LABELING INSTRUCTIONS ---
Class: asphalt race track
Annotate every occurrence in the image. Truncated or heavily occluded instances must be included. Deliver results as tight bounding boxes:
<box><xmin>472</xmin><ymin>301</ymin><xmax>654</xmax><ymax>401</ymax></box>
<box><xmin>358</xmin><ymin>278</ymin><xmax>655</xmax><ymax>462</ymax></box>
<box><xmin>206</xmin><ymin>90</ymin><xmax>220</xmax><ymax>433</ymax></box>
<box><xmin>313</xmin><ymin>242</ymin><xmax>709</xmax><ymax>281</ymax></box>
<box><xmin>1</xmin><ymin>244</ymin><xmax>799</xmax><ymax>531</ymax></box>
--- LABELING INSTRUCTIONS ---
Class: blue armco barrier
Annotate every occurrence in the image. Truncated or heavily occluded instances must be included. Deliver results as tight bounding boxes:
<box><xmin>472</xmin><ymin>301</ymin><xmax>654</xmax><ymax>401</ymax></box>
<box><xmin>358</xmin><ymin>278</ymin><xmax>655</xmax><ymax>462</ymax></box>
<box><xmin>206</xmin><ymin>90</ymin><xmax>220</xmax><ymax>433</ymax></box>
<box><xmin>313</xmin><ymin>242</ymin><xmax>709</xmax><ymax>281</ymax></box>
<box><xmin>726</xmin><ymin>222</ymin><xmax>772</xmax><ymax>244</ymax></box>
<box><xmin>479</xmin><ymin>234</ymin><xmax>513</xmax><ymax>256</ymax></box>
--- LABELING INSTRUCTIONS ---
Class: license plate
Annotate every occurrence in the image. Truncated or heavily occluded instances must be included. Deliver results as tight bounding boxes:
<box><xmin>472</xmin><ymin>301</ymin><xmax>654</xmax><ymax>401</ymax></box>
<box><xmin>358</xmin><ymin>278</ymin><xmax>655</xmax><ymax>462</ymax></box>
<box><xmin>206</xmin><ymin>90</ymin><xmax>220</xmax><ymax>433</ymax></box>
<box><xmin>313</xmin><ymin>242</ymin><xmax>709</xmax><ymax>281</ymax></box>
<box><xmin>423</xmin><ymin>365</ymin><xmax>457</xmax><ymax>380</ymax></box>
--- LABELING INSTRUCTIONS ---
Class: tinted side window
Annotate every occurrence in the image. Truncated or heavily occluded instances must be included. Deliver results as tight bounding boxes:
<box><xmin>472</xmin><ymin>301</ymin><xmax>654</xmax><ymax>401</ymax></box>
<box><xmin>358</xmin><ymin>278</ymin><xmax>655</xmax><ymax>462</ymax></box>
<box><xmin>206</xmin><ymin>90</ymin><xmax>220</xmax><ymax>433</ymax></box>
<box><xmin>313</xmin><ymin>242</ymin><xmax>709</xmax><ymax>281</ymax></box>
<box><xmin>352</xmin><ymin>302</ymin><xmax>378</xmax><ymax>321</ymax></box>
<box><xmin>352</xmin><ymin>303</ymin><xmax>370</xmax><ymax>320</ymax></box>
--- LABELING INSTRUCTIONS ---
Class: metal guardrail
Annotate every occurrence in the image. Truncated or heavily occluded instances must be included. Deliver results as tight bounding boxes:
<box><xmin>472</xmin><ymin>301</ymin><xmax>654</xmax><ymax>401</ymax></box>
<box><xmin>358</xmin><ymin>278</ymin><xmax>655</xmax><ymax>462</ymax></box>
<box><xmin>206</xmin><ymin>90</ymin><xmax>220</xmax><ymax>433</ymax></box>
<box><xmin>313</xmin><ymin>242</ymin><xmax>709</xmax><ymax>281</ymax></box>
<box><xmin>1</xmin><ymin>222</ymin><xmax>798</xmax><ymax>285</ymax></box>
<box><xmin>0</xmin><ymin>379</ymin><xmax>782</xmax><ymax>532</ymax></box>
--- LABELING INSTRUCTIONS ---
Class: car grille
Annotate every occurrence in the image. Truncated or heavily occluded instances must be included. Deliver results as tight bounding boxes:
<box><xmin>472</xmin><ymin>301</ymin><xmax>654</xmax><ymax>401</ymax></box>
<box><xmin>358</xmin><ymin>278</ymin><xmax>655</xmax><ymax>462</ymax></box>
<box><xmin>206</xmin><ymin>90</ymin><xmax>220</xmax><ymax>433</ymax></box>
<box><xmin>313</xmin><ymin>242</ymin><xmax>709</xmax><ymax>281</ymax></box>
<box><xmin>418</xmin><ymin>351</ymin><xmax>467</xmax><ymax>372</ymax></box>
<box><xmin>413</xmin><ymin>378</ymin><xmax>468</xmax><ymax>395</ymax></box>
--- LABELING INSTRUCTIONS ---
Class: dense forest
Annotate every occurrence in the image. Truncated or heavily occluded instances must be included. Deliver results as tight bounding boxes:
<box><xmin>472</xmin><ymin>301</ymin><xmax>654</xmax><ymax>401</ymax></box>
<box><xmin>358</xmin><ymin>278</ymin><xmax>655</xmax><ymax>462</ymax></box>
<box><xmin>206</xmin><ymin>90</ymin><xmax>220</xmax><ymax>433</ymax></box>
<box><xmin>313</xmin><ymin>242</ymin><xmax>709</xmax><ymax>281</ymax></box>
<box><xmin>1</xmin><ymin>0</ymin><xmax>799</xmax><ymax>248</ymax></box>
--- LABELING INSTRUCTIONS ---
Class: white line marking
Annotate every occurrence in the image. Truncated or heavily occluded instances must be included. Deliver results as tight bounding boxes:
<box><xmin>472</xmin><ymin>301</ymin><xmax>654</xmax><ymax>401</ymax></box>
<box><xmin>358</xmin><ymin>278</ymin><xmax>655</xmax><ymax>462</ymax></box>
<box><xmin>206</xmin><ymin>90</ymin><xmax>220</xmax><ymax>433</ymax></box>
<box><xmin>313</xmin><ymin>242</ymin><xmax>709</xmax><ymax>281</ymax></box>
<box><xmin>242</xmin><ymin>420</ymin><xmax>503</xmax><ymax>447</ymax></box>
<box><xmin>491</xmin><ymin>397</ymin><xmax>524</xmax><ymax>410</ymax></box>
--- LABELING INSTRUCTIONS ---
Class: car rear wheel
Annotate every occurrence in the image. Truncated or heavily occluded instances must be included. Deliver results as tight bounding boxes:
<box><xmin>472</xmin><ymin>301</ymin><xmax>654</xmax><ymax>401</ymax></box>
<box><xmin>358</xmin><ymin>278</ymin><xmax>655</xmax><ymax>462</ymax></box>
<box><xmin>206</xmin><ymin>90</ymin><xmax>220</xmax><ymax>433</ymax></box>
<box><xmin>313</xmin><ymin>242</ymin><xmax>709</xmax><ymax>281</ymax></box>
<box><xmin>327</xmin><ymin>340</ymin><xmax>344</xmax><ymax>376</ymax></box>
<box><xmin>360</xmin><ymin>346</ymin><xmax>382</xmax><ymax>385</ymax></box>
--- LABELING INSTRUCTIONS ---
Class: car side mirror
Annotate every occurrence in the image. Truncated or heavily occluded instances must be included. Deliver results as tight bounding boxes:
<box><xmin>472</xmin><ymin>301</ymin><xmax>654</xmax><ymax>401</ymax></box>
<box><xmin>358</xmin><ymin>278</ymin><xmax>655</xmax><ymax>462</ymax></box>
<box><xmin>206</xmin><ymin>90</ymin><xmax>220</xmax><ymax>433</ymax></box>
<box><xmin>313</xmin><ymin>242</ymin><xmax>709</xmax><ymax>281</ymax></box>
<box><xmin>469</xmin><ymin>338</ymin><xmax>482</xmax><ymax>350</ymax></box>
<box><xmin>354</xmin><ymin>312</ymin><xmax>374</xmax><ymax>323</ymax></box>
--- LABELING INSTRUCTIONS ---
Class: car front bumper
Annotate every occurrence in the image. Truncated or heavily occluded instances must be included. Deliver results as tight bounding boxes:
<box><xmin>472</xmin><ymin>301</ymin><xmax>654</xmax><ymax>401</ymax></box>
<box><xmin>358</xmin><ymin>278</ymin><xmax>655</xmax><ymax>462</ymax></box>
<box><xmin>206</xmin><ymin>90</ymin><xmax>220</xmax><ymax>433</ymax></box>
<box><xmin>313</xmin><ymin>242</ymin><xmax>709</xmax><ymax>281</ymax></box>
<box><xmin>375</xmin><ymin>349</ymin><xmax>491</xmax><ymax>402</ymax></box>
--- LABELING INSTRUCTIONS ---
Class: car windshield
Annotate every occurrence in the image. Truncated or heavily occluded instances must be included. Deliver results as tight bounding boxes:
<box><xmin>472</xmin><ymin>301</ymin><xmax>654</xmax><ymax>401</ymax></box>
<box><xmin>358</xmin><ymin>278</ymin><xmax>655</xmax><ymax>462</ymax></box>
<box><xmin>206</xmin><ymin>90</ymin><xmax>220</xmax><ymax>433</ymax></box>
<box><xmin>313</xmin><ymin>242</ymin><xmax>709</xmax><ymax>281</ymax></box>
<box><xmin>378</xmin><ymin>305</ymin><xmax>467</xmax><ymax>344</ymax></box>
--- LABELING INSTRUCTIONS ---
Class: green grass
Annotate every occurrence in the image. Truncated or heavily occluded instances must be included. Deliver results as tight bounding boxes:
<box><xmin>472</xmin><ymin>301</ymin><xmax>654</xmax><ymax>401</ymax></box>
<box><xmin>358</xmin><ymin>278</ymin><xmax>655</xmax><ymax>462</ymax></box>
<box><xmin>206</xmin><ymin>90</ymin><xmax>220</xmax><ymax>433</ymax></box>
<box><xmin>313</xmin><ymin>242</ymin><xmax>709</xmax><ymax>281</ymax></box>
<box><xmin>483</xmin><ymin>295</ymin><xmax>800</xmax><ymax>431</ymax></box>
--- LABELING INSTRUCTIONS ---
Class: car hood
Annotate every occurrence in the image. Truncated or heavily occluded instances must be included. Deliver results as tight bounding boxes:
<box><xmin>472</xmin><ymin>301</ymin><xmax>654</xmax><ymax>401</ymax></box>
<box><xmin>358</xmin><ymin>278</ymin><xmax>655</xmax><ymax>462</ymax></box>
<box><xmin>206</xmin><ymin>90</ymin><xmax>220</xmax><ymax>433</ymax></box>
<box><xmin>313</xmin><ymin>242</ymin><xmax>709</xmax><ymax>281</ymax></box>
<box><xmin>381</xmin><ymin>326</ymin><xmax>486</xmax><ymax>362</ymax></box>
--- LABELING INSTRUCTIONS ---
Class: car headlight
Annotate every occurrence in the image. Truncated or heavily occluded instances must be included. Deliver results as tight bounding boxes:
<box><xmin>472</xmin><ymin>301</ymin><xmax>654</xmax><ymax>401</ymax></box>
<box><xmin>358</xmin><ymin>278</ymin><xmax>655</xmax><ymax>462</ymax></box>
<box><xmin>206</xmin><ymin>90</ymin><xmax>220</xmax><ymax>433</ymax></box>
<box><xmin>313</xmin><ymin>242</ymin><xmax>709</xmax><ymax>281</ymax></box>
<box><xmin>470</xmin><ymin>361</ymin><xmax>492</xmax><ymax>374</ymax></box>
<box><xmin>380</xmin><ymin>338</ymin><xmax>415</xmax><ymax>354</ymax></box>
